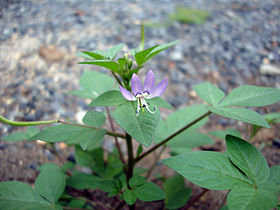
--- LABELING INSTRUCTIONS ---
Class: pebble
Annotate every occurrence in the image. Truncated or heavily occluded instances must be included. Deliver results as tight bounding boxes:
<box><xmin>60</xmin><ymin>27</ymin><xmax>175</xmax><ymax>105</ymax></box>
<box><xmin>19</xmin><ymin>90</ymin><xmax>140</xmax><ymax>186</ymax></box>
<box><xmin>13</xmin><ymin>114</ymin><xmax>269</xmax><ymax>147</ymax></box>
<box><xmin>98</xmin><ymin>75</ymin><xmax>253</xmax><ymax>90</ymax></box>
<box><xmin>24</xmin><ymin>143</ymin><xmax>34</xmax><ymax>149</ymax></box>
<box><xmin>29</xmin><ymin>162</ymin><xmax>37</xmax><ymax>170</ymax></box>
<box><xmin>0</xmin><ymin>144</ymin><xmax>9</xmax><ymax>150</ymax></box>
<box><xmin>272</xmin><ymin>139</ymin><xmax>280</xmax><ymax>148</ymax></box>
<box><xmin>260</xmin><ymin>64</ymin><xmax>280</xmax><ymax>76</ymax></box>
<box><xmin>67</xmin><ymin>154</ymin><xmax>76</xmax><ymax>163</ymax></box>
<box><xmin>44</xmin><ymin>149</ymin><xmax>54</xmax><ymax>160</ymax></box>
<box><xmin>0</xmin><ymin>0</ymin><xmax>279</xmax><ymax>131</ymax></box>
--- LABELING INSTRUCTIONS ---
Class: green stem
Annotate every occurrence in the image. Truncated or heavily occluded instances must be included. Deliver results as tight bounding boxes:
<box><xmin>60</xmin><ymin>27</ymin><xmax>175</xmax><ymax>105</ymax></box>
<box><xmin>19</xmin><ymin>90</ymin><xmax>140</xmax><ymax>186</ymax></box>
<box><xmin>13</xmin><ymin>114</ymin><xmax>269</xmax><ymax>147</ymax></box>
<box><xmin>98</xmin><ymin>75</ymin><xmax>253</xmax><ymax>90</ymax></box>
<box><xmin>135</xmin><ymin>111</ymin><xmax>211</xmax><ymax>163</ymax></box>
<box><xmin>0</xmin><ymin>114</ymin><xmax>126</xmax><ymax>139</ymax></box>
<box><xmin>140</xmin><ymin>24</ymin><xmax>145</xmax><ymax>51</ymax></box>
<box><xmin>0</xmin><ymin>114</ymin><xmax>58</xmax><ymax>126</ymax></box>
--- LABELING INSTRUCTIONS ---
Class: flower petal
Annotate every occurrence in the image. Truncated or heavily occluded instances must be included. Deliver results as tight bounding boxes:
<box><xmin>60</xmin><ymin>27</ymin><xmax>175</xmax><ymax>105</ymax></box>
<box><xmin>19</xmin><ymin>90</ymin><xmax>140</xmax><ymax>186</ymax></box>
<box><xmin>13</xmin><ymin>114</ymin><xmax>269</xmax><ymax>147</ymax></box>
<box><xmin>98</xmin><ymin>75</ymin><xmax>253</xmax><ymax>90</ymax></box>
<box><xmin>119</xmin><ymin>85</ymin><xmax>136</xmax><ymax>101</ymax></box>
<box><xmin>147</xmin><ymin>77</ymin><xmax>168</xmax><ymax>99</ymax></box>
<box><xmin>143</xmin><ymin>70</ymin><xmax>155</xmax><ymax>94</ymax></box>
<box><xmin>131</xmin><ymin>73</ymin><xmax>142</xmax><ymax>96</ymax></box>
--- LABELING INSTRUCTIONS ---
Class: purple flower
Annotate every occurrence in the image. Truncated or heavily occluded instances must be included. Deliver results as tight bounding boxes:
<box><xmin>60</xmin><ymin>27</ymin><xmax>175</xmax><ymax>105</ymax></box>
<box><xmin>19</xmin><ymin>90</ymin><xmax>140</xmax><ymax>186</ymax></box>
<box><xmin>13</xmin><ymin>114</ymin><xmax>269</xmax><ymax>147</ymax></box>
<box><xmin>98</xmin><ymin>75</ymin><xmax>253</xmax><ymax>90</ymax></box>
<box><xmin>119</xmin><ymin>70</ymin><xmax>168</xmax><ymax>116</ymax></box>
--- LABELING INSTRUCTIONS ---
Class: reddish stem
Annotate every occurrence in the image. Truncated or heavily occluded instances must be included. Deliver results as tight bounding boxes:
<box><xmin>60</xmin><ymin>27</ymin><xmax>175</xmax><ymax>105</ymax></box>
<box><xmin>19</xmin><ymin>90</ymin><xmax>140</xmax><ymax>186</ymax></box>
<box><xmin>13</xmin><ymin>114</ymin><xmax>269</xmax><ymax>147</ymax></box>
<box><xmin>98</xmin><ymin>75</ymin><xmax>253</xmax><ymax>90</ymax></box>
<box><xmin>182</xmin><ymin>188</ymin><xmax>209</xmax><ymax>210</ymax></box>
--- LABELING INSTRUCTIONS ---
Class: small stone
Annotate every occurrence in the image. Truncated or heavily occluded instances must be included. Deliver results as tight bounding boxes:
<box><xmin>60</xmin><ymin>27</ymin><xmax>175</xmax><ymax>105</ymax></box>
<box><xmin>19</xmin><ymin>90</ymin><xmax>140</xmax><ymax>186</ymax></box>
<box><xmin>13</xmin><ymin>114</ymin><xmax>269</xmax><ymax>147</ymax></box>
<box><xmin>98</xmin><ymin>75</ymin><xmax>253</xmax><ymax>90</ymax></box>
<box><xmin>170</xmin><ymin>51</ymin><xmax>183</xmax><ymax>61</ymax></box>
<box><xmin>260</xmin><ymin>64</ymin><xmax>280</xmax><ymax>75</ymax></box>
<box><xmin>39</xmin><ymin>46</ymin><xmax>64</xmax><ymax>62</ymax></box>
<box><xmin>272</xmin><ymin>139</ymin><xmax>280</xmax><ymax>148</ymax></box>
<box><xmin>45</xmin><ymin>149</ymin><xmax>54</xmax><ymax>160</ymax></box>
<box><xmin>0</xmin><ymin>144</ymin><xmax>8</xmax><ymax>150</ymax></box>
<box><xmin>217</xmin><ymin>118</ymin><xmax>229</xmax><ymax>126</ymax></box>
<box><xmin>24</xmin><ymin>143</ymin><xmax>34</xmax><ymax>149</ymax></box>
<box><xmin>67</xmin><ymin>154</ymin><xmax>76</xmax><ymax>163</ymax></box>
<box><xmin>189</xmin><ymin>90</ymin><xmax>197</xmax><ymax>98</ymax></box>
<box><xmin>29</xmin><ymin>163</ymin><xmax>37</xmax><ymax>170</ymax></box>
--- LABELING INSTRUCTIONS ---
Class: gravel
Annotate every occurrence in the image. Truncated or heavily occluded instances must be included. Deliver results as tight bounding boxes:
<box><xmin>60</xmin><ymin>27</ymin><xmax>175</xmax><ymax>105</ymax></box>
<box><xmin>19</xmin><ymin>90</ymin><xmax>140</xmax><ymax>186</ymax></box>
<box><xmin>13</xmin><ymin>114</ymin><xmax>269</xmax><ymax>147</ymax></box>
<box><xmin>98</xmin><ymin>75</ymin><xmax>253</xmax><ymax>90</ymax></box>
<box><xmin>0</xmin><ymin>0</ymin><xmax>279</xmax><ymax>133</ymax></box>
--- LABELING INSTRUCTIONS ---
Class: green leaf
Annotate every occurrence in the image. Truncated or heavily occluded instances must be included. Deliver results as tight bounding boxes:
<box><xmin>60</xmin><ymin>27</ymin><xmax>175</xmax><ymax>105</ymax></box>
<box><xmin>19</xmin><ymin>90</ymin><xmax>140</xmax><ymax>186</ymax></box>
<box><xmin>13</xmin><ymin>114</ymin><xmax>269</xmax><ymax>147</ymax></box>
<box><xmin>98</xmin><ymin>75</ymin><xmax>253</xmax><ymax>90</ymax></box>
<box><xmin>79</xmin><ymin>44</ymin><xmax>124</xmax><ymax>60</ymax></box>
<box><xmin>123</xmin><ymin>189</ymin><xmax>137</xmax><ymax>205</ymax></box>
<box><xmin>207</xmin><ymin>106</ymin><xmax>270</xmax><ymax>128</ymax></box>
<box><xmin>89</xmin><ymin>148</ymin><xmax>105</xmax><ymax>176</ymax></box>
<box><xmin>264</xmin><ymin>112</ymin><xmax>280</xmax><ymax>123</ymax></box>
<box><xmin>134</xmin><ymin>182</ymin><xmax>165</xmax><ymax>202</ymax></box>
<box><xmin>129</xmin><ymin>175</ymin><xmax>146</xmax><ymax>188</ymax></box>
<box><xmin>61</xmin><ymin>161</ymin><xmax>75</xmax><ymax>172</ymax></box>
<box><xmin>208</xmin><ymin>128</ymin><xmax>241</xmax><ymax>140</ymax></box>
<box><xmin>30</xmin><ymin>124</ymin><xmax>106</xmax><ymax>150</ymax></box>
<box><xmin>0</xmin><ymin>181</ymin><xmax>53</xmax><ymax>209</ymax></box>
<box><xmin>167</xmin><ymin>131</ymin><xmax>214</xmax><ymax>148</ymax></box>
<box><xmin>78</xmin><ymin>51</ymin><xmax>107</xmax><ymax>60</ymax></box>
<box><xmin>79</xmin><ymin>61</ymin><xmax>120</xmax><ymax>73</ymax></box>
<box><xmin>133</xmin><ymin>167</ymin><xmax>147</xmax><ymax>175</ymax></box>
<box><xmin>135</xmin><ymin>41</ymin><xmax>178</xmax><ymax>66</ymax></box>
<box><xmin>95</xmin><ymin>179</ymin><xmax>118</xmax><ymax>193</ymax></box>
<box><xmin>226</xmin><ymin>135</ymin><xmax>269</xmax><ymax>186</ymax></box>
<box><xmin>149</xmin><ymin>97</ymin><xmax>173</xmax><ymax>109</ymax></box>
<box><xmin>103</xmin><ymin>152</ymin><xmax>123</xmax><ymax>179</ymax></box>
<box><xmin>75</xmin><ymin>146</ymin><xmax>94</xmax><ymax>167</ymax></box>
<box><xmin>82</xmin><ymin>111</ymin><xmax>106</xmax><ymax>127</ymax></box>
<box><xmin>67</xmin><ymin>171</ymin><xmax>102</xmax><ymax>190</ymax></box>
<box><xmin>163</xmin><ymin>174</ymin><xmax>191</xmax><ymax>209</ymax></box>
<box><xmin>136</xmin><ymin>144</ymin><xmax>143</xmax><ymax>158</ymax></box>
<box><xmin>227</xmin><ymin>184</ymin><xmax>278</xmax><ymax>210</ymax></box>
<box><xmin>250</xmin><ymin>112</ymin><xmax>280</xmax><ymax>139</ymax></box>
<box><xmin>69</xmin><ymin>70</ymin><xmax>115</xmax><ymax>99</ymax></box>
<box><xmin>162</xmin><ymin>151</ymin><xmax>252</xmax><ymax>190</ymax></box>
<box><xmin>106</xmin><ymin>43</ymin><xmax>124</xmax><ymax>60</ymax></box>
<box><xmin>35</xmin><ymin>167</ymin><xmax>66</xmax><ymax>203</ymax></box>
<box><xmin>90</xmin><ymin>90</ymin><xmax>126</xmax><ymax>107</ymax></box>
<box><xmin>267</xmin><ymin>165</ymin><xmax>280</xmax><ymax>185</ymax></box>
<box><xmin>135</xmin><ymin>45</ymin><xmax>158</xmax><ymax>66</ymax></box>
<box><xmin>194</xmin><ymin>82</ymin><xmax>225</xmax><ymax>105</ymax></box>
<box><xmin>38</xmin><ymin>163</ymin><xmax>61</xmax><ymax>172</ymax></box>
<box><xmin>154</xmin><ymin>105</ymin><xmax>209</xmax><ymax>143</ymax></box>
<box><xmin>2</xmin><ymin>127</ymin><xmax>40</xmax><ymax>142</ymax></box>
<box><xmin>170</xmin><ymin>147</ymin><xmax>192</xmax><ymax>156</ymax></box>
<box><xmin>112</xmin><ymin>101</ymin><xmax>160</xmax><ymax>147</ymax></box>
<box><xmin>219</xmin><ymin>85</ymin><xmax>280</xmax><ymax>107</ymax></box>
<box><xmin>67</xmin><ymin>199</ymin><xmax>86</xmax><ymax>208</ymax></box>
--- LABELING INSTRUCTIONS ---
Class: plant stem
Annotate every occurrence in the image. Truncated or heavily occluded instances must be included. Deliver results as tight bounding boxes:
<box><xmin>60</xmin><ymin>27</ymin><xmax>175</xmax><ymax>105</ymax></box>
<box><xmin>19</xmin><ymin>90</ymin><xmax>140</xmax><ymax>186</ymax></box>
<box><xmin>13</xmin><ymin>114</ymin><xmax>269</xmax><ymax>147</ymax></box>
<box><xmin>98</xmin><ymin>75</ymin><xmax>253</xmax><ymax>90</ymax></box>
<box><xmin>62</xmin><ymin>207</ymin><xmax>85</xmax><ymax>210</ymax></box>
<box><xmin>146</xmin><ymin>145</ymin><xmax>166</xmax><ymax>180</ymax></box>
<box><xmin>112</xmin><ymin>72</ymin><xmax>123</xmax><ymax>87</ymax></box>
<box><xmin>140</xmin><ymin>24</ymin><xmax>145</xmax><ymax>51</ymax></box>
<box><xmin>182</xmin><ymin>188</ymin><xmax>209</xmax><ymax>210</ymax></box>
<box><xmin>126</xmin><ymin>133</ymin><xmax>135</xmax><ymax>210</ymax></box>
<box><xmin>0</xmin><ymin>114</ymin><xmax>126</xmax><ymax>139</ymax></box>
<box><xmin>0</xmin><ymin>114</ymin><xmax>58</xmax><ymax>126</ymax></box>
<box><xmin>115</xmin><ymin>200</ymin><xmax>126</xmax><ymax>210</ymax></box>
<box><xmin>106</xmin><ymin>107</ymin><xmax>126</xmax><ymax>165</ymax></box>
<box><xmin>135</xmin><ymin>111</ymin><xmax>211</xmax><ymax>162</ymax></box>
<box><xmin>58</xmin><ymin>120</ymin><xmax>126</xmax><ymax>139</ymax></box>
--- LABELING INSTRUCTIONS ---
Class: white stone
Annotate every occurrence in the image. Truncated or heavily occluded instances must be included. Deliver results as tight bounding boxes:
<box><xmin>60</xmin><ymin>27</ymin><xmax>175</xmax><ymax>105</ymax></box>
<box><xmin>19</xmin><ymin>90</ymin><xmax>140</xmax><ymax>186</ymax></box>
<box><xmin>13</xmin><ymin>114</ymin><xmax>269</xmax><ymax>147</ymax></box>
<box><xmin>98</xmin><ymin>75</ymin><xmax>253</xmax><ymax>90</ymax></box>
<box><xmin>260</xmin><ymin>64</ymin><xmax>280</xmax><ymax>75</ymax></box>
